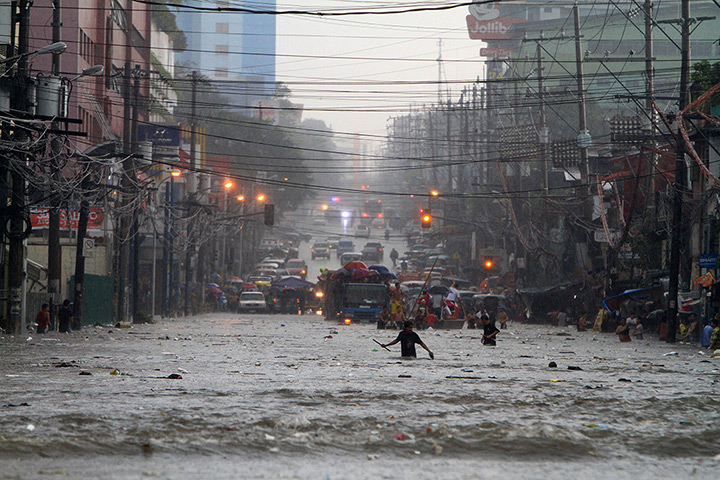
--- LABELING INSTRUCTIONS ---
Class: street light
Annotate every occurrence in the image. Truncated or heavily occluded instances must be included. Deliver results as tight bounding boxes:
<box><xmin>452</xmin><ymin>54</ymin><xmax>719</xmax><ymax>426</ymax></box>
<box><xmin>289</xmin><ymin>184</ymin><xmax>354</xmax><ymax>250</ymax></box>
<box><xmin>68</xmin><ymin>64</ymin><xmax>104</xmax><ymax>81</ymax></box>
<box><xmin>0</xmin><ymin>41</ymin><xmax>67</xmax><ymax>65</ymax></box>
<box><xmin>256</xmin><ymin>194</ymin><xmax>266</xmax><ymax>202</ymax></box>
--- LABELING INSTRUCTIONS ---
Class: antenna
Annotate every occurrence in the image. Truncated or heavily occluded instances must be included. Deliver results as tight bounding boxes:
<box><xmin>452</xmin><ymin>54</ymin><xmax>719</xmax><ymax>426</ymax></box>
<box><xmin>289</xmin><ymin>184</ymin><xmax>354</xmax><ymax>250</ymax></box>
<box><xmin>437</xmin><ymin>39</ymin><xmax>449</xmax><ymax>104</ymax></box>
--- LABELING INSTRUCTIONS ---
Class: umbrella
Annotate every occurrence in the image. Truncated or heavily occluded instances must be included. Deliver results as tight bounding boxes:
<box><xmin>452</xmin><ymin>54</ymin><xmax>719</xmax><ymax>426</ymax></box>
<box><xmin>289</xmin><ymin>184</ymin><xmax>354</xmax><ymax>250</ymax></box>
<box><xmin>241</xmin><ymin>283</ymin><xmax>258</xmax><ymax>290</ymax></box>
<box><xmin>602</xmin><ymin>285</ymin><xmax>663</xmax><ymax>313</ymax></box>
<box><xmin>344</xmin><ymin>260</ymin><xmax>368</xmax><ymax>270</ymax></box>
<box><xmin>351</xmin><ymin>268</ymin><xmax>371</xmax><ymax>280</ymax></box>
<box><xmin>207</xmin><ymin>286</ymin><xmax>222</xmax><ymax>294</ymax></box>
<box><xmin>206</xmin><ymin>283</ymin><xmax>220</xmax><ymax>288</ymax></box>
<box><xmin>229</xmin><ymin>277</ymin><xmax>244</xmax><ymax>283</ymax></box>
<box><xmin>368</xmin><ymin>265</ymin><xmax>396</xmax><ymax>278</ymax></box>
<box><xmin>429</xmin><ymin>285</ymin><xmax>449</xmax><ymax>295</ymax></box>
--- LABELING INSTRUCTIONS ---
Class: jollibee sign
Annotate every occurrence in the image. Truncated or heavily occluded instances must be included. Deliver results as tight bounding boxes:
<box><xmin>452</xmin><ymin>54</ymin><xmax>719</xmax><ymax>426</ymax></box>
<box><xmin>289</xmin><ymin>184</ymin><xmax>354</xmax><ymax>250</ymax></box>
<box><xmin>466</xmin><ymin>1</ymin><xmax>524</xmax><ymax>40</ymax></box>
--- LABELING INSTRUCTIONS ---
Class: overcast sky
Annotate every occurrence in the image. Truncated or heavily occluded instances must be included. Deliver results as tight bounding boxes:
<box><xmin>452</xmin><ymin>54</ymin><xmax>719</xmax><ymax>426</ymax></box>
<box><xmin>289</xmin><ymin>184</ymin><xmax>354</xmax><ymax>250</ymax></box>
<box><xmin>275</xmin><ymin>1</ymin><xmax>486</xmax><ymax>142</ymax></box>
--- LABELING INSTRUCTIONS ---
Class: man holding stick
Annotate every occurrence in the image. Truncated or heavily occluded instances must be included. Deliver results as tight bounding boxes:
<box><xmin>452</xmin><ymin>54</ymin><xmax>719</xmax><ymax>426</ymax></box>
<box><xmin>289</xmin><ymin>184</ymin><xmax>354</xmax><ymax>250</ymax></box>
<box><xmin>381</xmin><ymin>320</ymin><xmax>434</xmax><ymax>359</ymax></box>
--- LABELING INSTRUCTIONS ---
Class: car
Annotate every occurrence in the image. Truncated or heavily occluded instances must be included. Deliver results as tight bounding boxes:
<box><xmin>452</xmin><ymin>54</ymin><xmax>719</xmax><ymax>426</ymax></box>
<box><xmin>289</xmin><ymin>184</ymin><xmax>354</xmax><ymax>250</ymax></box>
<box><xmin>354</xmin><ymin>225</ymin><xmax>370</xmax><ymax>238</ymax></box>
<box><xmin>327</xmin><ymin>236</ymin><xmax>341</xmax><ymax>251</ymax></box>
<box><xmin>312</xmin><ymin>216</ymin><xmax>327</xmax><ymax>226</ymax></box>
<box><xmin>311</xmin><ymin>241</ymin><xmax>331</xmax><ymax>260</ymax></box>
<box><xmin>285</xmin><ymin>258</ymin><xmax>308</xmax><ymax>280</ymax></box>
<box><xmin>336</xmin><ymin>239</ymin><xmax>355</xmax><ymax>257</ymax></box>
<box><xmin>361</xmin><ymin>242</ymin><xmax>384</xmax><ymax>263</ymax></box>
<box><xmin>247</xmin><ymin>275</ymin><xmax>273</xmax><ymax>286</ymax></box>
<box><xmin>340</xmin><ymin>251</ymin><xmax>363</xmax><ymax>265</ymax></box>
<box><xmin>371</xmin><ymin>218</ymin><xmax>386</xmax><ymax>229</ymax></box>
<box><xmin>238</xmin><ymin>291</ymin><xmax>267</xmax><ymax>312</ymax></box>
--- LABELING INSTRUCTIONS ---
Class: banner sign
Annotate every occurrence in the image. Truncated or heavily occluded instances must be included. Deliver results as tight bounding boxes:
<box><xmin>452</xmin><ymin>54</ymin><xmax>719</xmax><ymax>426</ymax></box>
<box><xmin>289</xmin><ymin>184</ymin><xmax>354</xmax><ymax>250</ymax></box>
<box><xmin>30</xmin><ymin>208</ymin><xmax>104</xmax><ymax>231</ymax></box>
<box><xmin>695</xmin><ymin>271</ymin><xmax>716</xmax><ymax>287</ymax></box>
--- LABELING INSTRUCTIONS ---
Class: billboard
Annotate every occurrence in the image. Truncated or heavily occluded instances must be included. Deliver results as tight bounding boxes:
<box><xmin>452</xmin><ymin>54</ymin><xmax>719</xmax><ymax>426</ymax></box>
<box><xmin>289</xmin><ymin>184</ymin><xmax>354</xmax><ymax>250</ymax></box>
<box><xmin>467</xmin><ymin>1</ymin><xmax>525</xmax><ymax>40</ymax></box>
<box><xmin>30</xmin><ymin>208</ymin><xmax>104</xmax><ymax>231</ymax></box>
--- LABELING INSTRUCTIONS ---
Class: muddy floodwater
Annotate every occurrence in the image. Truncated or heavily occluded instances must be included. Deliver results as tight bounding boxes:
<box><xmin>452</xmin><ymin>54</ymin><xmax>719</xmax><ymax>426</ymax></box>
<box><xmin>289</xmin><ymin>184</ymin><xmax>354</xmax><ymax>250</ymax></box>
<box><xmin>2</xmin><ymin>313</ymin><xmax>719</xmax><ymax>479</ymax></box>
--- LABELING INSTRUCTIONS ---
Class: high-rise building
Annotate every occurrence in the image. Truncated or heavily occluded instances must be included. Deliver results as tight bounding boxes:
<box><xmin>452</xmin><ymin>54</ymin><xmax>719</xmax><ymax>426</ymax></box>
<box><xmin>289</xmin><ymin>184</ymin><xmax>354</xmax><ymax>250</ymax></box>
<box><xmin>176</xmin><ymin>0</ymin><xmax>276</xmax><ymax>112</ymax></box>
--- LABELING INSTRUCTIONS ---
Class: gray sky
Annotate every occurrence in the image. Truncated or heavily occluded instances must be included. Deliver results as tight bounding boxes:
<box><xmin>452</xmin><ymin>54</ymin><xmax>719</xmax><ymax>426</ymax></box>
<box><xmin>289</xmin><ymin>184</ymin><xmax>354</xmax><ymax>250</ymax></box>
<box><xmin>276</xmin><ymin>1</ymin><xmax>486</xmax><ymax>143</ymax></box>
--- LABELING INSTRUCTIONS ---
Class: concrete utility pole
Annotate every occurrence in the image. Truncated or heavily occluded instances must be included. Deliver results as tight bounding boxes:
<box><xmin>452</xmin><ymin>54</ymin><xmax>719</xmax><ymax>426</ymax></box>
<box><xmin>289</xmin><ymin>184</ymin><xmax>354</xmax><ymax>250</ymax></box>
<box><xmin>644</xmin><ymin>0</ymin><xmax>656</xmax><ymax>196</ymax></box>
<box><xmin>5</xmin><ymin>0</ymin><xmax>31</xmax><ymax>334</ymax></box>
<box><xmin>47</xmin><ymin>0</ymin><xmax>62</xmax><ymax>329</ymax></box>
<box><xmin>573</xmin><ymin>4</ymin><xmax>590</xmax><ymax>187</ymax></box>
<box><xmin>536</xmin><ymin>42</ymin><xmax>549</xmax><ymax>195</ymax></box>
<box><xmin>184</xmin><ymin>71</ymin><xmax>198</xmax><ymax>317</ymax></box>
<box><xmin>666</xmin><ymin>0</ymin><xmax>691</xmax><ymax>344</ymax></box>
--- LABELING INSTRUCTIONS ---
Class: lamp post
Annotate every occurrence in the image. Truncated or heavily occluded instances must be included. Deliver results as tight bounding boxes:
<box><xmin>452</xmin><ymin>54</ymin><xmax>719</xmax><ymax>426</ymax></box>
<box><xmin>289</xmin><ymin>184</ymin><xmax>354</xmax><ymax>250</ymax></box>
<box><xmin>161</xmin><ymin>170</ymin><xmax>181</xmax><ymax>317</ymax></box>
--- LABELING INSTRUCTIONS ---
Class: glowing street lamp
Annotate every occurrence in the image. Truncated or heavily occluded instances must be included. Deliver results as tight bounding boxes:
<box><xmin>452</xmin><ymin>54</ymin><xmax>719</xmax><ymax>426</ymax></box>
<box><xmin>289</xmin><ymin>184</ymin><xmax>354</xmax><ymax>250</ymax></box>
<box><xmin>170</xmin><ymin>170</ymin><xmax>182</xmax><ymax>177</ymax></box>
<box><xmin>224</xmin><ymin>181</ymin><xmax>234</xmax><ymax>189</ymax></box>
<box><xmin>256</xmin><ymin>194</ymin><xmax>266</xmax><ymax>202</ymax></box>
<box><xmin>431</xmin><ymin>190</ymin><xmax>439</xmax><ymax>197</ymax></box>
<box><xmin>236</xmin><ymin>195</ymin><xmax>245</xmax><ymax>202</ymax></box>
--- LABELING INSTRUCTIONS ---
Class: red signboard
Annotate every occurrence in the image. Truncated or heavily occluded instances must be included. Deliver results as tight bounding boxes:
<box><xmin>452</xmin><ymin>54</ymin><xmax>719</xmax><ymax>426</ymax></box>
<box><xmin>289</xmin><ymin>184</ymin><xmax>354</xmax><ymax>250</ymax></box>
<box><xmin>466</xmin><ymin>15</ymin><xmax>524</xmax><ymax>40</ymax></box>
<box><xmin>30</xmin><ymin>208</ymin><xmax>104</xmax><ymax>230</ymax></box>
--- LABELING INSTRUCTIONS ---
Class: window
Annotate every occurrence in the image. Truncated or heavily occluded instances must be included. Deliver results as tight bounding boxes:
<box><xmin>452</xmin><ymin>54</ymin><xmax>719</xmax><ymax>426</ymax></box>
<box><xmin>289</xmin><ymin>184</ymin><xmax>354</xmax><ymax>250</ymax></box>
<box><xmin>215</xmin><ymin>44</ymin><xmax>229</xmax><ymax>55</ymax></box>
<box><xmin>216</xmin><ymin>23</ymin><xmax>229</xmax><ymax>33</ymax></box>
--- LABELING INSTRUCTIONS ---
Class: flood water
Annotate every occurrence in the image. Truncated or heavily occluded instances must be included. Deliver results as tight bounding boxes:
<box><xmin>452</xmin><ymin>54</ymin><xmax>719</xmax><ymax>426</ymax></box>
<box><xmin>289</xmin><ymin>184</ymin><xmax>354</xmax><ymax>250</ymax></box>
<box><xmin>2</xmin><ymin>313</ymin><xmax>719</xmax><ymax>479</ymax></box>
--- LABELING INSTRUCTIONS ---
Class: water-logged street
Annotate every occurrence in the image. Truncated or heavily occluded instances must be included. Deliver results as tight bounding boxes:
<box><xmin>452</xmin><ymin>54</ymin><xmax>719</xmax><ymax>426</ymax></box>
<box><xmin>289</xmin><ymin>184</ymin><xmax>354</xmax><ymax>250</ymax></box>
<box><xmin>2</xmin><ymin>313</ymin><xmax>719</xmax><ymax>479</ymax></box>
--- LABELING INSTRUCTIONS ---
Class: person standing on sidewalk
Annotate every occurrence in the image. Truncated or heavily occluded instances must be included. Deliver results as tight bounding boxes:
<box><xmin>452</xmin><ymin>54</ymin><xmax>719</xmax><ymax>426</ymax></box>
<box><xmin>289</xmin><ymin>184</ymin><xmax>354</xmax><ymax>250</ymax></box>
<box><xmin>58</xmin><ymin>300</ymin><xmax>73</xmax><ymax>333</ymax></box>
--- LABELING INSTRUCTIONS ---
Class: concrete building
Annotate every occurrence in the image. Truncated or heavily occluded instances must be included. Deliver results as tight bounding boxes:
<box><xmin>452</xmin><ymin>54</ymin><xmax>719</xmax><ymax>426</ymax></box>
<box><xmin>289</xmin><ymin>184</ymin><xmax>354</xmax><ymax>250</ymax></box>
<box><xmin>175</xmin><ymin>0</ymin><xmax>276</xmax><ymax>112</ymax></box>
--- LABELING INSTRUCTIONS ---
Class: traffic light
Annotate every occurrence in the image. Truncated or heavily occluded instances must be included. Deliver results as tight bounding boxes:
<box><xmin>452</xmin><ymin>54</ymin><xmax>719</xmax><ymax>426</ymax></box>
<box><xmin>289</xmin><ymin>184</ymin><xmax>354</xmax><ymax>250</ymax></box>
<box><xmin>483</xmin><ymin>256</ymin><xmax>494</xmax><ymax>270</ymax></box>
<box><xmin>421</xmin><ymin>208</ymin><xmax>431</xmax><ymax>229</ymax></box>
<box><xmin>264</xmin><ymin>204</ymin><xmax>275</xmax><ymax>226</ymax></box>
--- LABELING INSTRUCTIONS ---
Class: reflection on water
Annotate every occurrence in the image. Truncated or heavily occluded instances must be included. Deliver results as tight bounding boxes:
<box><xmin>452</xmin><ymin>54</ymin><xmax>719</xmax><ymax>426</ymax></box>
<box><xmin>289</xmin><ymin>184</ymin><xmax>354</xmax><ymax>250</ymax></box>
<box><xmin>1</xmin><ymin>314</ymin><xmax>719</xmax><ymax>478</ymax></box>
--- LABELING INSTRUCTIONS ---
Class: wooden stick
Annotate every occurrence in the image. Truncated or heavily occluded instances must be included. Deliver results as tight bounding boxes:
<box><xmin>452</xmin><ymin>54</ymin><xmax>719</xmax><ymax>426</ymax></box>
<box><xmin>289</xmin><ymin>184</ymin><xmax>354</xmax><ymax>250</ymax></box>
<box><xmin>373</xmin><ymin>339</ymin><xmax>391</xmax><ymax>352</ymax></box>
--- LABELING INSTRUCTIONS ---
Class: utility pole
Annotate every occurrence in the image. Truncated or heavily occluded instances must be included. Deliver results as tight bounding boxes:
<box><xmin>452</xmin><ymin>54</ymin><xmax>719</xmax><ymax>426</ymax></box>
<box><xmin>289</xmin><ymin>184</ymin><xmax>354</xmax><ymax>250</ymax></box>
<box><xmin>116</xmin><ymin>62</ymin><xmax>133</xmax><ymax>324</ymax></box>
<box><xmin>573</xmin><ymin>4</ymin><xmax>590</xmax><ymax>187</ymax></box>
<box><xmin>184</xmin><ymin>71</ymin><xmax>198</xmax><ymax>316</ymax></box>
<box><xmin>644</xmin><ymin>0</ymin><xmax>656</xmax><ymax>196</ymax></box>
<box><xmin>666</xmin><ymin>0</ymin><xmax>691</xmax><ymax>344</ymax></box>
<box><xmin>5</xmin><ymin>0</ymin><xmax>31</xmax><ymax>333</ymax></box>
<box><xmin>131</xmin><ymin>72</ymin><xmax>141</xmax><ymax>320</ymax></box>
<box><xmin>48</xmin><ymin>0</ymin><xmax>62</xmax><ymax>329</ymax></box>
<box><xmin>536</xmin><ymin>42</ymin><xmax>549</xmax><ymax>195</ymax></box>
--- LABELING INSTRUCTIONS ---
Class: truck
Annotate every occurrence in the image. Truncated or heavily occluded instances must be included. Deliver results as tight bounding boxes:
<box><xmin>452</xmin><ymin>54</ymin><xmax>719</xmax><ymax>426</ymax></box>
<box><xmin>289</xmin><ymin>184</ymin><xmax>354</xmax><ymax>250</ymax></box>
<box><xmin>320</xmin><ymin>271</ymin><xmax>389</xmax><ymax>323</ymax></box>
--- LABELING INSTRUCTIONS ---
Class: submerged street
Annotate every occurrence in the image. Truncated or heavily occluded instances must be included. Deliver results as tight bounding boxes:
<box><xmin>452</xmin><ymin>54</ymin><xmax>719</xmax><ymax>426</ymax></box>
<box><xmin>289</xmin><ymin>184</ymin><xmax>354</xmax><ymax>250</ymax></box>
<box><xmin>2</xmin><ymin>313</ymin><xmax>719</xmax><ymax>479</ymax></box>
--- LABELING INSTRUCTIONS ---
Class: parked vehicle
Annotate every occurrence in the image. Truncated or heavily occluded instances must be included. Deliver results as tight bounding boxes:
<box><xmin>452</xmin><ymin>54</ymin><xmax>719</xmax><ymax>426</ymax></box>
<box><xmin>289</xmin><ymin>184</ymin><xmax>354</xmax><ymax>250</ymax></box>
<box><xmin>361</xmin><ymin>242</ymin><xmax>384</xmax><ymax>263</ymax></box>
<box><xmin>371</xmin><ymin>218</ymin><xmax>386</xmax><ymax>229</ymax></box>
<box><xmin>311</xmin><ymin>241</ymin><xmax>331</xmax><ymax>260</ymax></box>
<box><xmin>238</xmin><ymin>291</ymin><xmax>267</xmax><ymax>312</ymax></box>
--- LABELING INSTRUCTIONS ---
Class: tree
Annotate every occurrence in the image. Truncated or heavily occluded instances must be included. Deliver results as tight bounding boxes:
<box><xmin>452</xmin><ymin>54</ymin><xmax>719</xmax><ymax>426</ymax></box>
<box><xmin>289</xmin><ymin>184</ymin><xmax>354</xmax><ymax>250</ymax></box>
<box><xmin>691</xmin><ymin>60</ymin><xmax>720</xmax><ymax>112</ymax></box>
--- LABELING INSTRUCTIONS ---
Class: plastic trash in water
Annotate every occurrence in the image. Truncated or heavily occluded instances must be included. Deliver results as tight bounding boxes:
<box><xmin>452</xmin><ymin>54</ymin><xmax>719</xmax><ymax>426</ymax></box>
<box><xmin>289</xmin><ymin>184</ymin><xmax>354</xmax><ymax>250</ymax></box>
<box><xmin>110</xmin><ymin>369</ymin><xmax>120</xmax><ymax>375</ymax></box>
<box><xmin>663</xmin><ymin>351</ymin><xmax>679</xmax><ymax>356</ymax></box>
<box><xmin>26</xmin><ymin>424</ymin><xmax>35</xmax><ymax>431</ymax></box>
<box><xmin>395</xmin><ymin>433</ymin><xmax>407</xmax><ymax>441</ymax></box>
<box><xmin>584</xmin><ymin>424</ymin><xmax>611</xmax><ymax>429</ymax></box>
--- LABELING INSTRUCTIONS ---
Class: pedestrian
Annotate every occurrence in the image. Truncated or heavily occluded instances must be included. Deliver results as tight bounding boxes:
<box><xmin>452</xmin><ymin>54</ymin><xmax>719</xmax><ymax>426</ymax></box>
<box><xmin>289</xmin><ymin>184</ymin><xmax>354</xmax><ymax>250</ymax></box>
<box><xmin>431</xmin><ymin>292</ymin><xmax>443</xmax><ymax>318</ymax></box>
<box><xmin>465</xmin><ymin>309</ymin><xmax>479</xmax><ymax>329</ymax></box>
<box><xmin>577</xmin><ymin>311</ymin><xmax>588</xmax><ymax>331</ymax></box>
<box><xmin>389</xmin><ymin>282</ymin><xmax>405</xmax><ymax>326</ymax></box>
<box><xmin>678</xmin><ymin>313</ymin><xmax>698</xmax><ymax>342</ymax></box>
<box><xmin>377</xmin><ymin>305</ymin><xmax>391</xmax><ymax>329</ymax></box>
<box><xmin>414</xmin><ymin>308</ymin><xmax>427</xmax><ymax>330</ymax></box>
<box><xmin>626</xmin><ymin>311</ymin><xmax>639</xmax><ymax>336</ymax></box>
<box><xmin>701</xmin><ymin>317</ymin><xmax>716</xmax><ymax>348</ymax></box>
<box><xmin>709</xmin><ymin>318</ymin><xmax>720</xmax><ymax>351</ymax></box>
<box><xmin>400</xmin><ymin>259</ymin><xmax>408</xmax><ymax>272</ymax></box>
<box><xmin>390</xmin><ymin>248</ymin><xmax>399</xmax><ymax>267</ymax></box>
<box><xmin>58</xmin><ymin>300</ymin><xmax>73</xmax><ymax>333</ymax></box>
<box><xmin>497</xmin><ymin>305</ymin><xmax>509</xmax><ymax>330</ymax></box>
<box><xmin>425</xmin><ymin>309</ymin><xmax>438</xmax><ymax>329</ymax></box>
<box><xmin>381</xmin><ymin>320</ymin><xmax>434</xmax><ymax>359</ymax></box>
<box><xmin>384</xmin><ymin>229</ymin><xmax>390</xmax><ymax>241</ymax></box>
<box><xmin>35</xmin><ymin>303</ymin><xmax>50</xmax><ymax>333</ymax></box>
<box><xmin>633</xmin><ymin>320</ymin><xmax>644</xmax><ymax>340</ymax></box>
<box><xmin>557</xmin><ymin>309</ymin><xmax>568</xmax><ymax>327</ymax></box>
<box><xmin>480</xmin><ymin>314</ymin><xmax>499</xmax><ymax>346</ymax></box>
<box><xmin>615</xmin><ymin>318</ymin><xmax>631</xmax><ymax>342</ymax></box>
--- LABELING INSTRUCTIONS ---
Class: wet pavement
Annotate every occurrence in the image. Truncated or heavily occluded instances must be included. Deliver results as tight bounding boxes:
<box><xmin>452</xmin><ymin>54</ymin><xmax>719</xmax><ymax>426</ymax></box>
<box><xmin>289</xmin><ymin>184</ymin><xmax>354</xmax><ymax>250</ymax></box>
<box><xmin>1</xmin><ymin>313</ymin><xmax>719</xmax><ymax>479</ymax></box>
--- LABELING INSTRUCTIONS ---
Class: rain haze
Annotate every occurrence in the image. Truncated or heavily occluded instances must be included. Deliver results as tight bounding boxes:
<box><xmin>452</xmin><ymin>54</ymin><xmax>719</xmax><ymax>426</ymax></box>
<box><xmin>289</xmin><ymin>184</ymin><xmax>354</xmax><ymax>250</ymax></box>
<box><xmin>2</xmin><ymin>0</ymin><xmax>720</xmax><ymax>478</ymax></box>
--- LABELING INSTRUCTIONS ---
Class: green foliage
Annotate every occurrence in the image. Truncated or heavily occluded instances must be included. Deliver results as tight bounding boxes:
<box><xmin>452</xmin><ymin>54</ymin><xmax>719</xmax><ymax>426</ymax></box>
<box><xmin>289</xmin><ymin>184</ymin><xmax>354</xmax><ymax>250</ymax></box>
<box><xmin>151</xmin><ymin>3</ymin><xmax>187</xmax><ymax>52</ymax></box>
<box><xmin>691</xmin><ymin>60</ymin><xmax>720</xmax><ymax>112</ymax></box>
